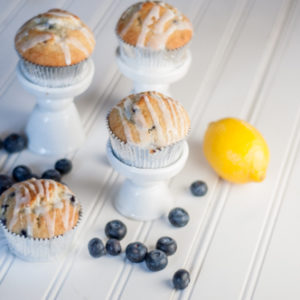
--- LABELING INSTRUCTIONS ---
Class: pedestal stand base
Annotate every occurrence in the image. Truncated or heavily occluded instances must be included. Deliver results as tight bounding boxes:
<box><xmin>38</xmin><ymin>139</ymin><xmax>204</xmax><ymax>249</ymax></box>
<box><xmin>106</xmin><ymin>141</ymin><xmax>189</xmax><ymax>221</ymax></box>
<box><xmin>17</xmin><ymin>59</ymin><xmax>95</xmax><ymax>155</ymax></box>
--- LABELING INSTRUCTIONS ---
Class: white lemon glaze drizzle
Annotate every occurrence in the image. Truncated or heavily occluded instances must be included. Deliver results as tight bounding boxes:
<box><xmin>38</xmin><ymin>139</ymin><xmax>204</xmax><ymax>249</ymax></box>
<box><xmin>132</xmin><ymin>106</ymin><xmax>149</xmax><ymax>146</ymax></box>
<box><xmin>8</xmin><ymin>185</ymin><xmax>29</xmax><ymax>231</ymax></box>
<box><xmin>63</xmin><ymin>199</ymin><xmax>70</xmax><ymax>231</ymax></box>
<box><xmin>20</xmin><ymin>33</ymin><xmax>52</xmax><ymax>52</ymax></box>
<box><xmin>151</xmin><ymin>92</ymin><xmax>176</xmax><ymax>143</ymax></box>
<box><xmin>115</xmin><ymin>103</ymin><xmax>134</xmax><ymax>143</ymax></box>
<box><xmin>46</xmin><ymin>10</ymin><xmax>79</xmax><ymax>21</ymax></box>
<box><xmin>147</xmin><ymin>18</ymin><xmax>192</xmax><ymax>50</ymax></box>
<box><xmin>144</xmin><ymin>94</ymin><xmax>166</xmax><ymax>145</ymax></box>
<box><xmin>136</xmin><ymin>4</ymin><xmax>160</xmax><ymax>47</ymax></box>
<box><xmin>80</xmin><ymin>27</ymin><xmax>95</xmax><ymax>47</ymax></box>
<box><xmin>67</xmin><ymin>37</ymin><xmax>89</xmax><ymax>56</ymax></box>
<box><xmin>166</xmin><ymin>98</ymin><xmax>179</xmax><ymax>133</ymax></box>
<box><xmin>153</xmin><ymin>9</ymin><xmax>175</xmax><ymax>34</ymax></box>
<box><xmin>120</xmin><ymin>11</ymin><xmax>140</xmax><ymax>37</ymax></box>
<box><xmin>58</xmin><ymin>39</ymin><xmax>71</xmax><ymax>65</ymax></box>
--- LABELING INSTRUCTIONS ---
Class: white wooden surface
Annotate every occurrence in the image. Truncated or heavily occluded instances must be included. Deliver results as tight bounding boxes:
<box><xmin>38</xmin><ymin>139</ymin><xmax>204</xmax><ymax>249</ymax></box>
<box><xmin>0</xmin><ymin>0</ymin><xmax>299</xmax><ymax>299</ymax></box>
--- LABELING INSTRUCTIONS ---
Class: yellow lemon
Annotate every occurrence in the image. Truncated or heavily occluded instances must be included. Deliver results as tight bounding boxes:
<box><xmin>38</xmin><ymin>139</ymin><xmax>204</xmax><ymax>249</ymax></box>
<box><xmin>203</xmin><ymin>118</ymin><xmax>270</xmax><ymax>183</ymax></box>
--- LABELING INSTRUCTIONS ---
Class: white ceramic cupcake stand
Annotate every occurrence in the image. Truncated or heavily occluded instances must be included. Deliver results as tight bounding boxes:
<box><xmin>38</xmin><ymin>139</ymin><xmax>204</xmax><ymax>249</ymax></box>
<box><xmin>16</xmin><ymin>59</ymin><xmax>95</xmax><ymax>155</ymax></box>
<box><xmin>116</xmin><ymin>48</ymin><xmax>192</xmax><ymax>96</ymax></box>
<box><xmin>106</xmin><ymin>141</ymin><xmax>189</xmax><ymax>221</ymax></box>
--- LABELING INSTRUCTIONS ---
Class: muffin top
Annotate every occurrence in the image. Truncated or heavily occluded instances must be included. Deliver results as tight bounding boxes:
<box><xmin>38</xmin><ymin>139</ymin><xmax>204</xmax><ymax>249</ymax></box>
<box><xmin>116</xmin><ymin>1</ymin><xmax>193</xmax><ymax>50</ymax></box>
<box><xmin>108</xmin><ymin>91</ymin><xmax>190</xmax><ymax>149</ymax></box>
<box><xmin>15</xmin><ymin>8</ymin><xmax>95</xmax><ymax>66</ymax></box>
<box><xmin>0</xmin><ymin>179</ymin><xmax>81</xmax><ymax>239</ymax></box>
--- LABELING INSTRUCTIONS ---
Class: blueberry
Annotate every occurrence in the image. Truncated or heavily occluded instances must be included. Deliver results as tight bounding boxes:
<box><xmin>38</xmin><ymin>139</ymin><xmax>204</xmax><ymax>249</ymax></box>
<box><xmin>106</xmin><ymin>238</ymin><xmax>122</xmax><ymax>256</ymax></box>
<box><xmin>20</xmin><ymin>229</ymin><xmax>27</xmax><ymax>238</ymax></box>
<box><xmin>88</xmin><ymin>237</ymin><xmax>106</xmax><ymax>258</ymax></box>
<box><xmin>105</xmin><ymin>220</ymin><xmax>127</xmax><ymax>240</ymax></box>
<box><xmin>190</xmin><ymin>180</ymin><xmax>208</xmax><ymax>197</ymax></box>
<box><xmin>41</xmin><ymin>169</ymin><xmax>61</xmax><ymax>182</ymax></box>
<box><xmin>125</xmin><ymin>242</ymin><xmax>147</xmax><ymax>263</ymax></box>
<box><xmin>70</xmin><ymin>195</ymin><xmax>76</xmax><ymax>204</ymax></box>
<box><xmin>172</xmin><ymin>269</ymin><xmax>190</xmax><ymax>290</ymax></box>
<box><xmin>3</xmin><ymin>134</ymin><xmax>27</xmax><ymax>153</ymax></box>
<box><xmin>55</xmin><ymin>158</ymin><xmax>72</xmax><ymax>175</ymax></box>
<box><xmin>0</xmin><ymin>175</ymin><xmax>13</xmax><ymax>195</ymax></box>
<box><xmin>156</xmin><ymin>236</ymin><xmax>177</xmax><ymax>256</ymax></box>
<box><xmin>145</xmin><ymin>250</ymin><xmax>168</xmax><ymax>272</ymax></box>
<box><xmin>168</xmin><ymin>207</ymin><xmax>189</xmax><ymax>227</ymax></box>
<box><xmin>12</xmin><ymin>165</ymin><xmax>32</xmax><ymax>182</ymax></box>
<box><xmin>0</xmin><ymin>139</ymin><xmax>3</xmax><ymax>149</ymax></box>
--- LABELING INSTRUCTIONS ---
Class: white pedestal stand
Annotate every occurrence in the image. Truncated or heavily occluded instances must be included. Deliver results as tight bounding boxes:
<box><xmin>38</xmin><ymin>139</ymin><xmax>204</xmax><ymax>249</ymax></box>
<box><xmin>116</xmin><ymin>48</ymin><xmax>191</xmax><ymax>96</ymax></box>
<box><xmin>106</xmin><ymin>141</ymin><xmax>189</xmax><ymax>221</ymax></box>
<box><xmin>16</xmin><ymin>59</ymin><xmax>95</xmax><ymax>155</ymax></box>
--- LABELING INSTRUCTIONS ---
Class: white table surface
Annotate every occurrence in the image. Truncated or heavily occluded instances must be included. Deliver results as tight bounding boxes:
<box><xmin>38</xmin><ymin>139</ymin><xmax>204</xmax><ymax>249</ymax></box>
<box><xmin>1</xmin><ymin>0</ymin><xmax>300</xmax><ymax>299</ymax></box>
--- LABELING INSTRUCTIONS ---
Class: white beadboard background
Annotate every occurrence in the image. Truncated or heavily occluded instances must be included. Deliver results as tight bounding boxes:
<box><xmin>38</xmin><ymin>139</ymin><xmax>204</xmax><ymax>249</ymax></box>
<box><xmin>0</xmin><ymin>0</ymin><xmax>299</xmax><ymax>299</ymax></box>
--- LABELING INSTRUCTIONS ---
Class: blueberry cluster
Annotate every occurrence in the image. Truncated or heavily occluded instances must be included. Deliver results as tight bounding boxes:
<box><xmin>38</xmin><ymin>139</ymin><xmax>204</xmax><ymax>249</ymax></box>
<box><xmin>88</xmin><ymin>220</ymin><xmax>126</xmax><ymax>258</ymax></box>
<box><xmin>0</xmin><ymin>158</ymin><xmax>72</xmax><ymax>195</ymax></box>
<box><xmin>88</xmin><ymin>216</ymin><xmax>191</xmax><ymax>290</ymax></box>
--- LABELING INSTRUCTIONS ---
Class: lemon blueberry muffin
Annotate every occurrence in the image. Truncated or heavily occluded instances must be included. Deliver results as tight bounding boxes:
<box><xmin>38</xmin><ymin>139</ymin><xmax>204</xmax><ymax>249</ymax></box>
<box><xmin>107</xmin><ymin>91</ymin><xmax>190</xmax><ymax>168</ymax></box>
<box><xmin>116</xmin><ymin>1</ymin><xmax>193</xmax><ymax>67</ymax></box>
<box><xmin>15</xmin><ymin>8</ymin><xmax>95</xmax><ymax>86</ymax></box>
<box><xmin>0</xmin><ymin>178</ymin><xmax>81</xmax><ymax>260</ymax></box>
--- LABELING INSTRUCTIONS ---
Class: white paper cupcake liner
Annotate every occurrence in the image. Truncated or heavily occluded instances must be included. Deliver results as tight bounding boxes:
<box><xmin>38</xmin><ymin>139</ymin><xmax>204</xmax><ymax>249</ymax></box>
<box><xmin>19</xmin><ymin>57</ymin><xmax>90</xmax><ymax>88</ymax></box>
<box><xmin>106</xmin><ymin>116</ymin><xmax>185</xmax><ymax>168</ymax></box>
<box><xmin>0</xmin><ymin>209</ymin><xmax>82</xmax><ymax>262</ymax></box>
<box><xmin>116</xmin><ymin>34</ymin><xmax>190</xmax><ymax>70</ymax></box>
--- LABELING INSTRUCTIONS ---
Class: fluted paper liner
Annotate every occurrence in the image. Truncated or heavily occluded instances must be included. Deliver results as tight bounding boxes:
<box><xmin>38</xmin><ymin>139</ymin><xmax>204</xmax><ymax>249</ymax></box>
<box><xmin>116</xmin><ymin>32</ymin><xmax>190</xmax><ymax>70</ymax></box>
<box><xmin>0</xmin><ymin>208</ymin><xmax>82</xmax><ymax>262</ymax></box>
<box><xmin>106</xmin><ymin>114</ymin><xmax>188</xmax><ymax>168</ymax></box>
<box><xmin>19</xmin><ymin>57</ymin><xmax>89</xmax><ymax>88</ymax></box>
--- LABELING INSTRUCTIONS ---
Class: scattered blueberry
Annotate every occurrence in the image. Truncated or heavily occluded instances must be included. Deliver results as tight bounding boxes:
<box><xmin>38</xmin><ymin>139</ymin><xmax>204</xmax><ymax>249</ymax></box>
<box><xmin>168</xmin><ymin>207</ymin><xmax>189</xmax><ymax>227</ymax></box>
<box><xmin>145</xmin><ymin>250</ymin><xmax>168</xmax><ymax>272</ymax></box>
<box><xmin>3</xmin><ymin>133</ymin><xmax>27</xmax><ymax>153</ymax></box>
<box><xmin>190</xmin><ymin>180</ymin><xmax>208</xmax><ymax>197</ymax></box>
<box><xmin>88</xmin><ymin>237</ymin><xmax>106</xmax><ymax>258</ymax></box>
<box><xmin>172</xmin><ymin>269</ymin><xmax>190</xmax><ymax>290</ymax></box>
<box><xmin>106</xmin><ymin>239</ymin><xmax>122</xmax><ymax>256</ymax></box>
<box><xmin>156</xmin><ymin>236</ymin><xmax>177</xmax><ymax>256</ymax></box>
<box><xmin>55</xmin><ymin>158</ymin><xmax>72</xmax><ymax>175</ymax></box>
<box><xmin>0</xmin><ymin>175</ymin><xmax>13</xmax><ymax>195</ymax></box>
<box><xmin>0</xmin><ymin>139</ymin><xmax>2</xmax><ymax>149</ymax></box>
<box><xmin>41</xmin><ymin>169</ymin><xmax>61</xmax><ymax>182</ymax></box>
<box><xmin>125</xmin><ymin>242</ymin><xmax>147</xmax><ymax>263</ymax></box>
<box><xmin>105</xmin><ymin>220</ymin><xmax>127</xmax><ymax>240</ymax></box>
<box><xmin>12</xmin><ymin>165</ymin><xmax>32</xmax><ymax>182</ymax></box>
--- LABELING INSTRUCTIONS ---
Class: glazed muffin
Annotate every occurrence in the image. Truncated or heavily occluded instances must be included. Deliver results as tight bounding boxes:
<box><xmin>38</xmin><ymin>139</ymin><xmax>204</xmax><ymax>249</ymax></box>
<box><xmin>107</xmin><ymin>91</ymin><xmax>190</xmax><ymax>168</ymax></box>
<box><xmin>0</xmin><ymin>178</ymin><xmax>81</xmax><ymax>260</ymax></box>
<box><xmin>116</xmin><ymin>1</ymin><xmax>193</xmax><ymax>67</ymax></box>
<box><xmin>15</xmin><ymin>8</ymin><xmax>95</xmax><ymax>86</ymax></box>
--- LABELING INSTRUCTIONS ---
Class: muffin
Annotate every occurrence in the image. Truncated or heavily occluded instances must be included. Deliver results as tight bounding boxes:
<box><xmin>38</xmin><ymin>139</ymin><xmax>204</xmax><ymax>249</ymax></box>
<box><xmin>15</xmin><ymin>8</ymin><xmax>95</xmax><ymax>87</ymax></box>
<box><xmin>116</xmin><ymin>1</ymin><xmax>193</xmax><ymax>68</ymax></box>
<box><xmin>107</xmin><ymin>91</ymin><xmax>190</xmax><ymax>168</ymax></box>
<box><xmin>0</xmin><ymin>178</ymin><xmax>81</xmax><ymax>261</ymax></box>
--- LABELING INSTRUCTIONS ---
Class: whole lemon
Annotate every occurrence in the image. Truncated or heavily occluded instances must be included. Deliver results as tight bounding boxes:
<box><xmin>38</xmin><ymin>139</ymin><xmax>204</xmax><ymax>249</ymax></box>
<box><xmin>203</xmin><ymin>118</ymin><xmax>269</xmax><ymax>183</ymax></box>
